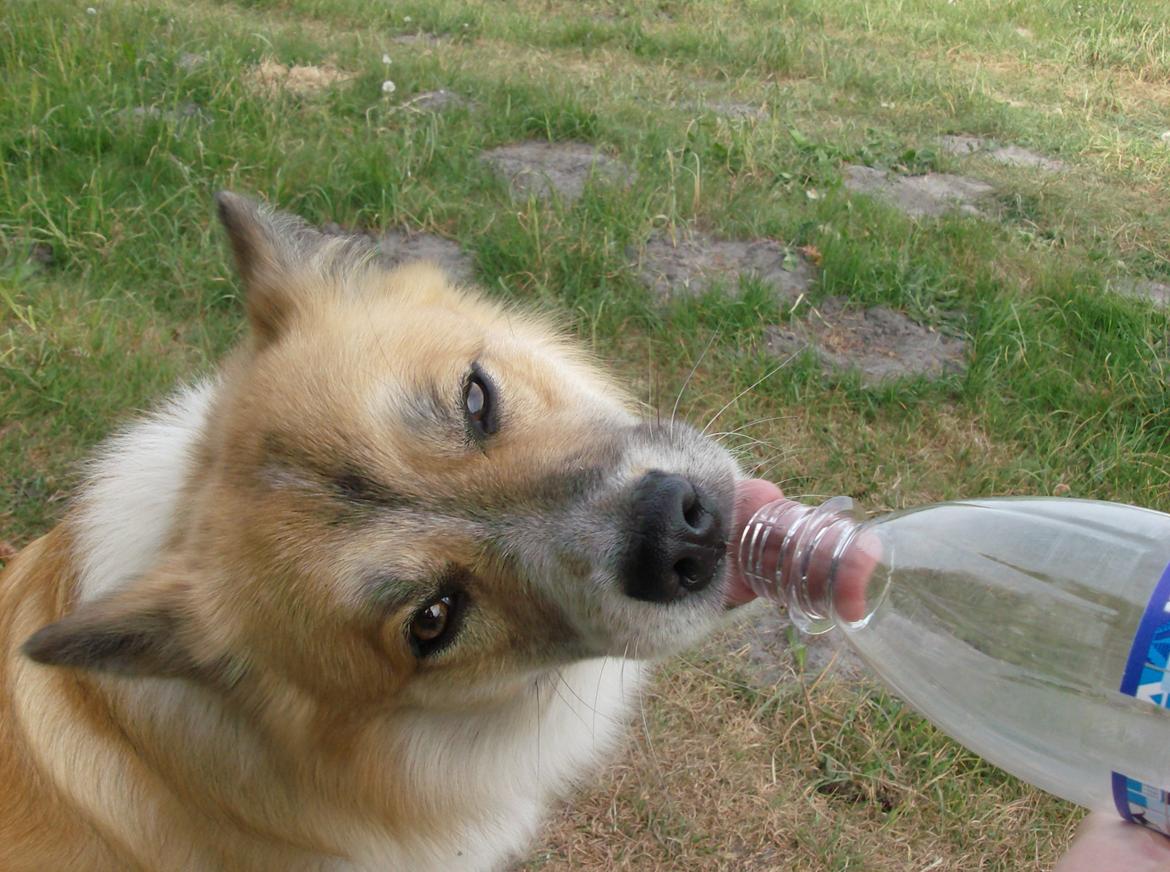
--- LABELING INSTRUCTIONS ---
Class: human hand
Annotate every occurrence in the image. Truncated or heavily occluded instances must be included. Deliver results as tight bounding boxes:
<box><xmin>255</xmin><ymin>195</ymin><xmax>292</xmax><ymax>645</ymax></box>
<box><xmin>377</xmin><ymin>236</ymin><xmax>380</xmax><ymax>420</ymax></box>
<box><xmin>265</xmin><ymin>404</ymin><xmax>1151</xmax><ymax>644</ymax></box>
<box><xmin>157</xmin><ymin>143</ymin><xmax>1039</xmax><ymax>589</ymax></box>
<box><xmin>1054</xmin><ymin>813</ymin><xmax>1170</xmax><ymax>871</ymax></box>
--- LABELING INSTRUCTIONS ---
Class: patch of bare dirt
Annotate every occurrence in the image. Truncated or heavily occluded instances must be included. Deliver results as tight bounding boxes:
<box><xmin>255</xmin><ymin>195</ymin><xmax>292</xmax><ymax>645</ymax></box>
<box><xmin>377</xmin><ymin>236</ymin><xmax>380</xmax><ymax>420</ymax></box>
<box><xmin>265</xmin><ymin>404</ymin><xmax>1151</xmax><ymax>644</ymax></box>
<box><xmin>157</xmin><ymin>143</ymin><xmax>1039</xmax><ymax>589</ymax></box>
<box><xmin>686</xmin><ymin>99</ymin><xmax>769</xmax><ymax>121</ymax></box>
<box><xmin>246</xmin><ymin>58</ymin><xmax>356</xmax><ymax>97</ymax></box>
<box><xmin>377</xmin><ymin>230</ymin><xmax>475</xmax><ymax>284</ymax></box>
<box><xmin>1</xmin><ymin>238</ymin><xmax>55</xmax><ymax>271</ymax></box>
<box><xmin>177</xmin><ymin>52</ymin><xmax>207</xmax><ymax>72</ymax></box>
<box><xmin>842</xmin><ymin>164</ymin><xmax>994</xmax><ymax>219</ymax></box>
<box><xmin>636</xmin><ymin>231</ymin><xmax>815</xmax><ymax>304</ymax></box>
<box><xmin>117</xmin><ymin>102</ymin><xmax>205</xmax><ymax>124</ymax></box>
<box><xmin>27</xmin><ymin>242</ymin><xmax>55</xmax><ymax>268</ymax></box>
<box><xmin>320</xmin><ymin>223</ymin><xmax>475</xmax><ymax>284</ymax></box>
<box><xmin>481</xmin><ymin>141</ymin><xmax>636</xmax><ymax>204</ymax></box>
<box><xmin>1111</xmin><ymin>277</ymin><xmax>1170</xmax><ymax>309</ymax></box>
<box><xmin>400</xmin><ymin>89</ymin><xmax>476</xmax><ymax>113</ymax></box>
<box><xmin>939</xmin><ymin>135</ymin><xmax>1065</xmax><ymax>172</ymax></box>
<box><xmin>391</xmin><ymin>32</ymin><xmax>443</xmax><ymax>47</ymax></box>
<box><xmin>765</xmin><ymin>297</ymin><xmax>968</xmax><ymax>384</ymax></box>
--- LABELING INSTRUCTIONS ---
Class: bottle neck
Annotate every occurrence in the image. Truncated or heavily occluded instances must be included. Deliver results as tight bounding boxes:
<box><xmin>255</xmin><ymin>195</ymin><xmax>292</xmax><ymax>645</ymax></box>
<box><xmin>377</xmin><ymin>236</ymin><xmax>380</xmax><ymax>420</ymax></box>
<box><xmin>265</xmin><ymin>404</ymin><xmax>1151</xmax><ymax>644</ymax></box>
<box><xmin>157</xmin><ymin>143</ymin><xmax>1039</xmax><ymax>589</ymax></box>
<box><xmin>738</xmin><ymin>496</ymin><xmax>874</xmax><ymax>635</ymax></box>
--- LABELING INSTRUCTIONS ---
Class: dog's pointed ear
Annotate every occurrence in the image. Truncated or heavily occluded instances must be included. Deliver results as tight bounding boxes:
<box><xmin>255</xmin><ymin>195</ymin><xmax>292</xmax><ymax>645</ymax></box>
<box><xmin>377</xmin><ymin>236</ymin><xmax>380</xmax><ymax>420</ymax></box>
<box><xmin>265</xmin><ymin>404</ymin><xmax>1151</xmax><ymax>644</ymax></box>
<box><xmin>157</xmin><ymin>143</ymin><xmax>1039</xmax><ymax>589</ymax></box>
<box><xmin>215</xmin><ymin>190</ymin><xmax>311</xmax><ymax>347</ymax></box>
<box><xmin>215</xmin><ymin>192</ymin><xmax>379</xmax><ymax>347</ymax></box>
<box><xmin>22</xmin><ymin>574</ymin><xmax>201</xmax><ymax>678</ymax></box>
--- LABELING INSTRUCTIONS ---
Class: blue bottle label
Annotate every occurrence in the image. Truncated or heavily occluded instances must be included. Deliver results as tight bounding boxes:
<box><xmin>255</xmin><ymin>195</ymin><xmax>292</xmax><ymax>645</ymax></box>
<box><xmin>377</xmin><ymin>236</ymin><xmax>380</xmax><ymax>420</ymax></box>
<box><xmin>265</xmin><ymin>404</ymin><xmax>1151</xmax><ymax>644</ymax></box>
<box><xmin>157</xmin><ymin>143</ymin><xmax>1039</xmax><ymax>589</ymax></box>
<box><xmin>1113</xmin><ymin>772</ymin><xmax>1170</xmax><ymax>834</ymax></box>
<box><xmin>1113</xmin><ymin>561</ymin><xmax>1170</xmax><ymax>835</ymax></box>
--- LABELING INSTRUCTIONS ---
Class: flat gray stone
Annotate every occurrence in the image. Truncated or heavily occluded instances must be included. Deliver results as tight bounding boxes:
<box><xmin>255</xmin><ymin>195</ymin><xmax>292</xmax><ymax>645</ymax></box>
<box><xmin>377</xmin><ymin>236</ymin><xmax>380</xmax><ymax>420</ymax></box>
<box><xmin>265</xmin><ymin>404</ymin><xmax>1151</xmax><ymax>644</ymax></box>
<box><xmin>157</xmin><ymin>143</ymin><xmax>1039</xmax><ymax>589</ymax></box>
<box><xmin>939</xmin><ymin>135</ymin><xmax>1065</xmax><ymax>171</ymax></box>
<box><xmin>1112</xmin><ymin>278</ymin><xmax>1170</xmax><ymax>308</ymax></box>
<box><xmin>843</xmin><ymin>164</ymin><xmax>994</xmax><ymax>218</ymax></box>
<box><xmin>482</xmin><ymin>141</ymin><xmax>635</xmax><ymax>204</ymax></box>
<box><xmin>402</xmin><ymin>89</ymin><xmax>474</xmax><ymax>113</ymax></box>
<box><xmin>636</xmin><ymin>231</ymin><xmax>815</xmax><ymax>304</ymax></box>
<box><xmin>765</xmin><ymin>297</ymin><xmax>967</xmax><ymax>384</ymax></box>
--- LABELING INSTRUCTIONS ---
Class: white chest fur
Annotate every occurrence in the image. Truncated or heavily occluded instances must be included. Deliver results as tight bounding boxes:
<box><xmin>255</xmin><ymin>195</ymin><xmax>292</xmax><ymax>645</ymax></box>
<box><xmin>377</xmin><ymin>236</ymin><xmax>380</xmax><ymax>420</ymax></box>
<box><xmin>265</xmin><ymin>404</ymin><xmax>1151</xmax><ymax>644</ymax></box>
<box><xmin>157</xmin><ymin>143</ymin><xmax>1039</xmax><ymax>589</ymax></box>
<box><xmin>74</xmin><ymin>380</ymin><xmax>217</xmax><ymax>603</ymax></box>
<box><xmin>348</xmin><ymin>658</ymin><xmax>644</xmax><ymax>871</ymax></box>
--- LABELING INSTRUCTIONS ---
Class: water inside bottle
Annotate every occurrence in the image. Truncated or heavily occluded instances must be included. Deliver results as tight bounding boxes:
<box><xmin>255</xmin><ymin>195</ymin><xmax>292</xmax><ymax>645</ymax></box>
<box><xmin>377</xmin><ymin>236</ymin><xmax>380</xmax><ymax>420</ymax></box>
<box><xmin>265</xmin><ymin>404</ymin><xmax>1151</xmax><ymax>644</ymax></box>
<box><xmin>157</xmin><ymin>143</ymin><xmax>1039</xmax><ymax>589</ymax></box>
<box><xmin>840</xmin><ymin>499</ymin><xmax>1170</xmax><ymax>815</ymax></box>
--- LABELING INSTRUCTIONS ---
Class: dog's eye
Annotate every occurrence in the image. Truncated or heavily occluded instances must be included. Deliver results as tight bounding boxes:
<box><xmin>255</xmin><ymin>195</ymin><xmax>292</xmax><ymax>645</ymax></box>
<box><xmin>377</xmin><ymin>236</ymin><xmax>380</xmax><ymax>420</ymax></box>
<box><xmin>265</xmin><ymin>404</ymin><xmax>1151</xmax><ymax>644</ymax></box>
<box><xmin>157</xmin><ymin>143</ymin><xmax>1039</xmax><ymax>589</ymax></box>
<box><xmin>466</xmin><ymin>380</ymin><xmax>485</xmax><ymax>418</ymax></box>
<box><xmin>412</xmin><ymin>599</ymin><xmax>449</xmax><ymax>641</ymax></box>
<box><xmin>464</xmin><ymin>367</ymin><xmax>498</xmax><ymax>439</ymax></box>
<box><xmin>409</xmin><ymin>592</ymin><xmax>463</xmax><ymax>657</ymax></box>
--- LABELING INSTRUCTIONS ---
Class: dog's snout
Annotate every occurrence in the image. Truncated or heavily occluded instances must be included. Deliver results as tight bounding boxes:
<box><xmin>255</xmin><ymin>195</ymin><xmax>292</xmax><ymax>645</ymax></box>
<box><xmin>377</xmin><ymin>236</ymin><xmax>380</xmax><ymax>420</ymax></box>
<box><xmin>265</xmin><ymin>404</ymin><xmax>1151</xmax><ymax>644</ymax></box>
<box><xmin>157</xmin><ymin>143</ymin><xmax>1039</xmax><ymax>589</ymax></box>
<box><xmin>621</xmin><ymin>470</ymin><xmax>727</xmax><ymax>603</ymax></box>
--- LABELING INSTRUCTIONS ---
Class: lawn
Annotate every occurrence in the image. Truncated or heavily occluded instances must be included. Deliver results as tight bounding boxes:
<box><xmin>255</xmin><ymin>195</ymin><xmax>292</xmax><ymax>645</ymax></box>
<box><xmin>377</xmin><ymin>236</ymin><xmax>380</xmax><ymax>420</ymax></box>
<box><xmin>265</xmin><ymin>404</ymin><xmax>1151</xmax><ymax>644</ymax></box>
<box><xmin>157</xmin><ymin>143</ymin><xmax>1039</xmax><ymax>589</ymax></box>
<box><xmin>4</xmin><ymin>0</ymin><xmax>1170</xmax><ymax>868</ymax></box>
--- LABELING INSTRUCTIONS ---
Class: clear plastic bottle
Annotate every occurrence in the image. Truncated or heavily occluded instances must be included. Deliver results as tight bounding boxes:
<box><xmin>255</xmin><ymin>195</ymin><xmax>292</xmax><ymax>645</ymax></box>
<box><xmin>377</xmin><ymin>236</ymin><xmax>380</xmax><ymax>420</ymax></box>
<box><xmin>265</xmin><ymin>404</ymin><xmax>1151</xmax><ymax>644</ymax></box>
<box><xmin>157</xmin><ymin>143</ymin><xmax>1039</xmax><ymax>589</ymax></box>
<box><xmin>738</xmin><ymin>495</ymin><xmax>1170</xmax><ymax>835</ymax></box>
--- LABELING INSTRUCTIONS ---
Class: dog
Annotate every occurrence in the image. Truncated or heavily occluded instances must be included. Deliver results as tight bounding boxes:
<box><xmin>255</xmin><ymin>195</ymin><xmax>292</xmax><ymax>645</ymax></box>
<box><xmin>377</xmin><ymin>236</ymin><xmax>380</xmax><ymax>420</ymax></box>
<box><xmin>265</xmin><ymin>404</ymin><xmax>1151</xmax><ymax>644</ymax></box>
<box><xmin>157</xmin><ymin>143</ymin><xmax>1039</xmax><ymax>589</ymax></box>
<box><xmin>0</xmin><ymin>193</ymin><xmax>761</xmax><ymax>871</ymax></box>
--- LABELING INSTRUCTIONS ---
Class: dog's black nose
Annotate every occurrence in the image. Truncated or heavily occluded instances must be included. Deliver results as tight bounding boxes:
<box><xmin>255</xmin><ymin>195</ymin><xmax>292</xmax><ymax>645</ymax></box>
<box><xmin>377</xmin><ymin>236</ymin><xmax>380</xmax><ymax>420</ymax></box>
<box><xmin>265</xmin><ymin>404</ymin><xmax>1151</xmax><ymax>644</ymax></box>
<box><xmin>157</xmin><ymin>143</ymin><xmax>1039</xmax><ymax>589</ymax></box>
<box><xmin>621</xmin><ymin>470</ymin><xmax>727</xmax><ymax>603</ymax></box>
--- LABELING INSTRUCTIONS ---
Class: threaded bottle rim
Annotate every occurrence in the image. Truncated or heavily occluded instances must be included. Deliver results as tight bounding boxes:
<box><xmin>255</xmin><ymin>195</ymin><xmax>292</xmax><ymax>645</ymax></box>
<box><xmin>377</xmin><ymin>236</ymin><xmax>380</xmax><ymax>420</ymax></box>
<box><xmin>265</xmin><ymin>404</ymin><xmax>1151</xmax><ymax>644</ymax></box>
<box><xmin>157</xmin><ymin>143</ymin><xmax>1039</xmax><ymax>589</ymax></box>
<box><xmin>738</xmin><ymin>495</ymin><xmax>869</xmax><ymax>635</ymax></box>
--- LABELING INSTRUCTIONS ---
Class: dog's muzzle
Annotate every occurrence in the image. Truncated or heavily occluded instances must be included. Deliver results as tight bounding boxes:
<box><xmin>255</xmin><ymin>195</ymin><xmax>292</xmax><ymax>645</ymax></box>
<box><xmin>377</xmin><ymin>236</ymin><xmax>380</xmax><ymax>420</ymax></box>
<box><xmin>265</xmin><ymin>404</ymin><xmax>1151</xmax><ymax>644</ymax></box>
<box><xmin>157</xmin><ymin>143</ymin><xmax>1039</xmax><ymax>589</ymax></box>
<box><xmin>619</xmin><ymin>470</ymin><xmax>727</xmax><ymax>603</ymax></box>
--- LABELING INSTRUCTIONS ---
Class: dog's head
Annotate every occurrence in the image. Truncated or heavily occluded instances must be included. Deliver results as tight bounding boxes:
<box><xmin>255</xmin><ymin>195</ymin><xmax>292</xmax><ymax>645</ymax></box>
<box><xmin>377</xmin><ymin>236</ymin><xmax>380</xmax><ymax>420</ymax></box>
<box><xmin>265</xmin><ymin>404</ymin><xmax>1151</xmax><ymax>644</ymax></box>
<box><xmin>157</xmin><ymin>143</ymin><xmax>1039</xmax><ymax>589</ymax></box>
<box><xmin>24</xmin><ymin>194</ymin><xmax>742</xmax><ymax>714</ymax></box>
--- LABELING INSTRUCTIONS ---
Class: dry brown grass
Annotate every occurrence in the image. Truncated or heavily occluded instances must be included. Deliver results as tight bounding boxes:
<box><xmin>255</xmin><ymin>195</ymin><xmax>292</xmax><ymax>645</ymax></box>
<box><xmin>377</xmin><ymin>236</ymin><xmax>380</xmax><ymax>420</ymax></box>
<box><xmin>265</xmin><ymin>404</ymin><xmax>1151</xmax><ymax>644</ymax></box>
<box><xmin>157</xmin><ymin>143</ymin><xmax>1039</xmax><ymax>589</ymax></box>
<box><xmin>518</xmin><ymin>618</ymin><xmax>1078</xmax><ymax>871</ymax></box>
<box><xmin>244</xmin><ymin>58</ymin><xmax>356</xmax><ymax>97</ymax></box>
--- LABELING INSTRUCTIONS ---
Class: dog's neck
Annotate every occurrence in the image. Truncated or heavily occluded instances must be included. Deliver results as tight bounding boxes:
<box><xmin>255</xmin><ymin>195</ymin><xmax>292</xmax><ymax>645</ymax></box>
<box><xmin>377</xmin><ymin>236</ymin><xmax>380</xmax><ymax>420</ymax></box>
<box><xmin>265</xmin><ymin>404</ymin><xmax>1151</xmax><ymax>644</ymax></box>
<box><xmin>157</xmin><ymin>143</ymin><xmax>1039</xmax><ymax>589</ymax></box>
<box><xmin>56</xmin><ymin>384</ymin><xmax>644</xmax><ymax>871</ymax></box>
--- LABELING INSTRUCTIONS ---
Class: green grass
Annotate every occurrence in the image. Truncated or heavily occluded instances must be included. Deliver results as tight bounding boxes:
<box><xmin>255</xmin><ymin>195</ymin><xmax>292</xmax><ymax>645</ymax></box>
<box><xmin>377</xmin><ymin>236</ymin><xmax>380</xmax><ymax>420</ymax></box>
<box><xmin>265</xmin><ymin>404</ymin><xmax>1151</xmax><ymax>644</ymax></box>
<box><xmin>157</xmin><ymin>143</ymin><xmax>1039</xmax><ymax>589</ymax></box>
<box><xmin>4</xmin><ymin>0</ymin><xmax>1170</xmax><ymax>866</ymax></box>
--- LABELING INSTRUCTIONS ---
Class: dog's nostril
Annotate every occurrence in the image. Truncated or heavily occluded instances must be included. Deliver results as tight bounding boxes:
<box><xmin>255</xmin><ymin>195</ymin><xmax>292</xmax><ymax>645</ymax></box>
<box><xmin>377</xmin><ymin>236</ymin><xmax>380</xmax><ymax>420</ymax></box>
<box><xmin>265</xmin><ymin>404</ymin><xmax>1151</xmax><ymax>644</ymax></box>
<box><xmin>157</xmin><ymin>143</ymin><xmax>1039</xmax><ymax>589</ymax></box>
<box><xmin>674</xmin><ymin>556</ymin><xmax>706</xmax><ymax>589</ymax></box>
<box><xmin>681</xmin><ymin>486</ymin><xmax>703</xmax><ymax>529</ymax></box>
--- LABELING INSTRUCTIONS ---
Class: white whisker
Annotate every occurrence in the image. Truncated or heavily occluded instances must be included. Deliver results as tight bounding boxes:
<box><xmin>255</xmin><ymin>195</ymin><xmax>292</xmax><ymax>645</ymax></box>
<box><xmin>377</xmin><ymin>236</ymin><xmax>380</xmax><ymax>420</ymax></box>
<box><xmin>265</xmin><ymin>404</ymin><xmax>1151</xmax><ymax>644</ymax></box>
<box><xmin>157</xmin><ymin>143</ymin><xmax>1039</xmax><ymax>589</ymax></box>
<box><xmin>701</xmin><ymin>352</ymin><xmax>799</xmax><ymax>437</ymax></box>
<box><xmin>633</xmin><ymin>641</ymin><xmax>660</xmax><ymax>772</ymax></box>
<box><xmin>670</xmin><ymin>330</ymin><xmax>720</xmax><ymax>440</ymax></box>
<box><xmin>705</xmin><ymin>414</ymin><xmax>795</xmax><ymax>439</ymax></box>
<box><xmin>550</xmin><ymin>670</ymin><xmax>593</xmax><ymax>732</ymax></box>
<box><xmin>534</xmin><ymin>676</ymin><xmax>542</xmax><ymax>784</ymax></box>
<box><xmin>592</xmin><ymin>656</ymin><xmax>608</xmax><ymax>749</ymax></box>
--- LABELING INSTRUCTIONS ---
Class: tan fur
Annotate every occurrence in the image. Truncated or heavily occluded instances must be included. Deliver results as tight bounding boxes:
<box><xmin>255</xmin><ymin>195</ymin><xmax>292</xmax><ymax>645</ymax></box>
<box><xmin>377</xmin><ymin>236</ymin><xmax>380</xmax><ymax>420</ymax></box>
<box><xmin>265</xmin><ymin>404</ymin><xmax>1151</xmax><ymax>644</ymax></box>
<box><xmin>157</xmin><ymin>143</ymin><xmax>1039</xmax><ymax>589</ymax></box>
<box><xmin>0</xmin><ymin>194</ymin><xmax>739</xmax><ymax>871</ymax></box>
